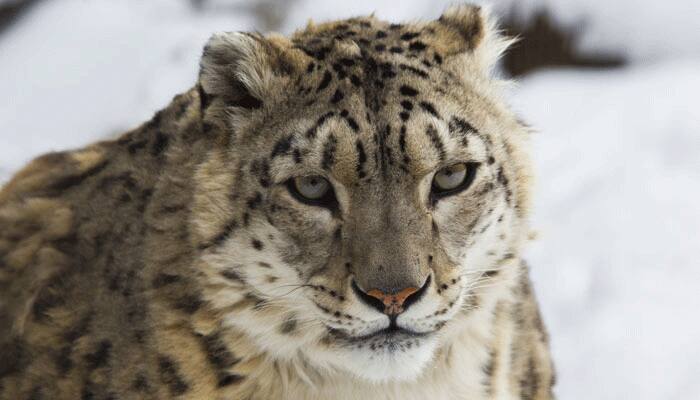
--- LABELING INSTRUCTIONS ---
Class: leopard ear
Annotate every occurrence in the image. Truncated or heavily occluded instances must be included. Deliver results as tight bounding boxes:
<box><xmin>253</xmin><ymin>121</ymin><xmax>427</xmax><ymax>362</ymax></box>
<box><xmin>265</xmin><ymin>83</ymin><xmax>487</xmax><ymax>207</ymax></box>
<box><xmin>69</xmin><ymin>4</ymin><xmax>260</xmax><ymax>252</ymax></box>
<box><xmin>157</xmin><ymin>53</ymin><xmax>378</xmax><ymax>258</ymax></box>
<box><xmin>198</xmin><ymin>31</ymin><xmax>309</xmax><ymax>135</ymax></box>
<box><xmin>434</xmin><ymin>4</ymin><xmax>515</xmax><ymax>74</ymax></box>
<box><xmin>199</xmin><ymin>32</ymin><xmax>276</xmax><ymax>112</ymax></box>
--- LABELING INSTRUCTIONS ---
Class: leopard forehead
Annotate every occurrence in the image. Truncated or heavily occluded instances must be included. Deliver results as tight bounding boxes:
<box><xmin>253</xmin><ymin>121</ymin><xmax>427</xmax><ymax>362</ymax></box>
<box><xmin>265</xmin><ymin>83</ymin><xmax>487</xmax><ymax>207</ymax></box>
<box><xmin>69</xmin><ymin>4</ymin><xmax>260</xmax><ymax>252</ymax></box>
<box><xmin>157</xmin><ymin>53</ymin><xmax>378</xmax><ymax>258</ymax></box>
<box><xmin>219</xmin><ymin>16</ymin><xmax>521</xmax><ymax>184</ymax></box>
<box><xmin>194</xmin><ymin>7</ymin><xmax>532</xmax><ymax>249</ymax></box>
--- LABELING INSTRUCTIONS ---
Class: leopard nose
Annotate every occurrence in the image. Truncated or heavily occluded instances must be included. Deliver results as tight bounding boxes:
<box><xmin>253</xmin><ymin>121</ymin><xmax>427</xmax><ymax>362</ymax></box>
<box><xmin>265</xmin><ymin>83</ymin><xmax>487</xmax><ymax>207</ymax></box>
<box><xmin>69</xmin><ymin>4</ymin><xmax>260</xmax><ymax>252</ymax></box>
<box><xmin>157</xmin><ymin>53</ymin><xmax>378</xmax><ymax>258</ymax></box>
<box><xmin>351</xmin><ymin>276</ymin><xmax>431</xmax><ymax>315</ymax></box>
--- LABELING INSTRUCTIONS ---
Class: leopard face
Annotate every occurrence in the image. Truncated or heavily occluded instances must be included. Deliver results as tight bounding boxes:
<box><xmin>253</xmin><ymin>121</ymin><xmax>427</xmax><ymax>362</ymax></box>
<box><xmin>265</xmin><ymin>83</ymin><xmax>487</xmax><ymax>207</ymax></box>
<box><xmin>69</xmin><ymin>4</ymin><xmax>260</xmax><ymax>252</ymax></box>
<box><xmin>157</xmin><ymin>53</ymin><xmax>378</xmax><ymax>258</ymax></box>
<box><xmin>192</xmin><ymin>5</ymin><xmax>531</xmax><ymax>382</ymax></box>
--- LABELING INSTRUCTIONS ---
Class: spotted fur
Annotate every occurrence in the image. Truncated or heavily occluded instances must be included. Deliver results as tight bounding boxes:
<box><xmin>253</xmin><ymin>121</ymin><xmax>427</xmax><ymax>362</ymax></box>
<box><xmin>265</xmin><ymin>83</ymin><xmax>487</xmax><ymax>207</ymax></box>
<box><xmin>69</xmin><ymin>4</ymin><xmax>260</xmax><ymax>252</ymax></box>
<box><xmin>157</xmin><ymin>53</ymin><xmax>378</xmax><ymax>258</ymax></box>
<box><xmin>0</xmin><ymin>4</ymin><xmax>554</xmax><ymax>399</ymax></box>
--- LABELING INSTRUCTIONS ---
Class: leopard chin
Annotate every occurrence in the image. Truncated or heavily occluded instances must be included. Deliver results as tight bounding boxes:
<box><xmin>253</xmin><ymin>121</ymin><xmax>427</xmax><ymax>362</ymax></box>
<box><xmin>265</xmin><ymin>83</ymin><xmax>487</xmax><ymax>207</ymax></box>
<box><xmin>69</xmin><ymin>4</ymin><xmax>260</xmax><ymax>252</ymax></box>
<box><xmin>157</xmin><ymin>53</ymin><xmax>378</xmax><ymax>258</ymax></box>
<box><xmin>317</xmin><ymin>332</ymin><xmax>440</xmax><ymax>382</ymax></box>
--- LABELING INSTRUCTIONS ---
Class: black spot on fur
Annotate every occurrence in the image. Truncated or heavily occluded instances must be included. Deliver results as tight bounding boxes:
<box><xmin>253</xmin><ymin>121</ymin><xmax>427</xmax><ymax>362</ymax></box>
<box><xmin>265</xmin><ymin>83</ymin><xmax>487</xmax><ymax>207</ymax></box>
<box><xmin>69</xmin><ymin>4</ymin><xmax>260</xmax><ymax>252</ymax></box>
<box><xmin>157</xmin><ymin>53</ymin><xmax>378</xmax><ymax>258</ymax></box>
<box><xmin>198</xmin><ymin>331</ymin><xmax>242</xmax><ymax>388</ymax></box>
<box><xmin>400</xmin><ymin>100</ymin><xmax>413</xmax><ymax>110</ymax></box>
<box><xmin>47</xmin><ymin>159</ymin><xmax>109</xmax><ymax>193</ymax></box>
<box><xmin>389</xmin><ymin>46</ymin><xmax>404</xmax><ymax>54</ymax></box>
<box><xmin>280</xmin><ymin>314</ymin><xmax>298</xmax><ymax>334</ymax></box>
<box><xmin>317</xmin><ymin>70</ymin><xmax>333</xmax><ymax>92</ymax></box>
<box><xmin>150</xmin><ymin>131</ymin><xmax>170</xmax><ymax>157</ymax></box>
<box><xmin>400</xmin><ymin>32</ymin><xmax>420</xmax><ymax>41</ymax></box>
<box><xmin>152</xmin><ymin>273</ymin><xmax>181</xmax><ymax>288</ymax></box>
<box><xmin>399</xmin><ymin>85</ymin><xmax>419</xmax><ymax>96</ymax></box>
<box><xmin>251</xmin><ymin>239</ymin><xmax>263</xmax><ymax>250</ymax></box>
<box><xmin>339</xmin><ymin>57</ymin><xmax>355</xmax><ymax>66</ymax></box>
<box><xmin>345</xmin><ymin>116</ymin><xmax>360</xmax><ymax>132</ymax></box>
<box><xmin>409</xmin><ymin>41</ymin><xmax>427</xmax><ymax>51</ymax></box>
<box><xmin>127</xmin><ymin>139</ymin><xmax>148</xmax><ymax>155</ymax></box>
<box><xmin>198</xmin><ymin>83</ymin><xmax>211</xmax><ymax>110</ymax></box>
<box><xmin>221</xmin><ymin>268</ymin><xmax>244</xmax><ymax>282</ymax></box>
<box><xmin>31</xmin><ymin>278</ymin><xmax>67</xmax><ymax>322</ymax></box>
<box><xmin>218</xmin><ymin>374</ymin><xmax>245</xmax><ymax>387</ymax></box>
<box><xmin>53</xmin><ymin>313</ymin><xmax>92</xmax><ymax>374</ymax></box>
<box><xmin>232</xmin><ymin>92</ymin><xmax>263</xmax><ymax>109</ymax></box>
<box><xmin>158</xmin><ymin>356</ymin><xmax>190</xmax><ymax>396</ymax></box>
<box><xmin>132</xmin><ymin>373</ymin><xmax>149</xmax><ymax>392</ymax></box>
<box><xmin>330</xmin><ymin>89</ymin><xmax>344</xmax><ymax>103</ymax></box>
<box><xmin>247</xmin><ymin>192</ymin><xmax>263</xmax><ymax>210</ymax></box>
<box><xmin>399</xmin><ymin>64</ymin><xmax>429</xmax><ymax>78</ymax></box>
<box><xmin>84</xmin><ymin>340</ymin><xmax>112</xmax><ymax>370</ymax></box>
<box><xmin>520</xmin><ymin>355</ymin><xmax>540</xmax><ymax>400</ymax></box>
<box><xmin>0</xmin><ymin>338</ymin><xmax>28</xmax><ymax>379</ymax></box>
<box><xmin>271</xmin><ymin>135</ymin><xmax>294</xmax><ymax>158</ymax></box>
<box><xmin>174</xmin><ymin>293</ymin><xmax>203</xmax><ymax>314</ymax></box>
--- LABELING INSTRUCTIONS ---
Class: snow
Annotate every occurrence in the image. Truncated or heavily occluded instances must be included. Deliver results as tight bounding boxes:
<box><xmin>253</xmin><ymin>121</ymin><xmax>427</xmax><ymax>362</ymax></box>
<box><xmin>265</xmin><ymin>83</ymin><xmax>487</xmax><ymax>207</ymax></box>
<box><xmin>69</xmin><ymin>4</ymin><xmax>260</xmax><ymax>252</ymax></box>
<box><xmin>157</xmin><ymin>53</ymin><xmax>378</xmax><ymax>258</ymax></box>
<box><xmin>1</xmin><ymin>1</ymin><xmax>699</xmax><ymax>399</ymax></box>
<box><xmin>0</xmin><ymin>0</ymin><xmax>256</xmax><ymax>179</ymax></box>
<box><xmin>513</xmin><ymin>61</ymin><xmax>700</xmax><ymax>399</ymax></box>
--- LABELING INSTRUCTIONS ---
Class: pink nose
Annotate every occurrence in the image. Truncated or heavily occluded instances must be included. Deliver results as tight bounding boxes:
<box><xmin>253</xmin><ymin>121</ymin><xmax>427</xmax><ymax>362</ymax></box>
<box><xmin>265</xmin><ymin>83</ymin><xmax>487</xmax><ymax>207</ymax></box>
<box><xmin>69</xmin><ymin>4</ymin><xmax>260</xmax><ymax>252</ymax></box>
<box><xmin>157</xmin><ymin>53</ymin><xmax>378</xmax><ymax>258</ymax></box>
<box><xmin>365</xmin><ymin>286</ymin><xmax>419</xmax><ymax>315</ymax></box>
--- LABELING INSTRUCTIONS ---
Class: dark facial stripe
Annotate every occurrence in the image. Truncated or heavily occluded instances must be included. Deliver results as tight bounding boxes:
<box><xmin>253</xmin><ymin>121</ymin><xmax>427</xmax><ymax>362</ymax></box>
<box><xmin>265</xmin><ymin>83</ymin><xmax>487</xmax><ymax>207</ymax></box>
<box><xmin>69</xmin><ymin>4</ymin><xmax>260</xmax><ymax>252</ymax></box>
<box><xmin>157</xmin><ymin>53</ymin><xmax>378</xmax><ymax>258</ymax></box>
<box><xmin>355</xmin><ymin>140</ymin><xmax>367</xmax><ymax>179</ymax></box>
<box><xmin>321</xmin><ymin>135</ymin><xmax>338</xmax><ymax>171</ymax></box>
<box><xmin>305</xmin><ymin>111</ymin><xmax>335</xmax><ymax>139</ymax></box>
<box><xmin>252</xmin><ymin>159</ymin><xmax>271</xmax><ymax>188</ymax></box>
<box><xmin>419</xmin><ymin>101</ymin><xmax>441</xmax><ymax>119</ymax></box>
<box><xmin>448</xmin><ymin>116</ymin><xmax>479</xmax><ymax>146</ymax></box>
<box><xmin>199</xmin><ymin>219</ymin><xmax>238</xmax><ymax>250</ymax></box>
<box><xmin>425</xmin><ymin>125</ymin><xmax>446</xmax><ymax>161</ymax></box>
<box><xmin>398</xmin><ymin>125</ymin><xmax>408</xmax><ymax>154</ymax></box>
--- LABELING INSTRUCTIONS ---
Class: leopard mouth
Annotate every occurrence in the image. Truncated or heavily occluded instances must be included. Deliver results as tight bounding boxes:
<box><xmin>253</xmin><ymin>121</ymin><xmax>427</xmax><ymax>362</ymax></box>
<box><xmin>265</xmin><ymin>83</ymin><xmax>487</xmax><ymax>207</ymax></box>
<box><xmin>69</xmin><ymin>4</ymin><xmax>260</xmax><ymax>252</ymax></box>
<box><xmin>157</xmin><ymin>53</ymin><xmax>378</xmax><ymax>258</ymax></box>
<box><xmin>327</xmin><ymin>318</ymin><xmax>432</xmax><ymax>345</ymax></box>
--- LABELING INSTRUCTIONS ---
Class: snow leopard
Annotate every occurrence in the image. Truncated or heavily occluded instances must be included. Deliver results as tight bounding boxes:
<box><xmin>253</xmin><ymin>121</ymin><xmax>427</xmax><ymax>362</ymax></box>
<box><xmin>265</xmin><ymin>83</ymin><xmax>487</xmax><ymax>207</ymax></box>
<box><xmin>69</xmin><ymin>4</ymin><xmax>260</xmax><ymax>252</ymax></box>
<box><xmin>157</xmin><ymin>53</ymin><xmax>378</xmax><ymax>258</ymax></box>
<box><xmin>0</xmin><ymin>4</ymin><xmax>555</xmax><ymax>399</ymax></box>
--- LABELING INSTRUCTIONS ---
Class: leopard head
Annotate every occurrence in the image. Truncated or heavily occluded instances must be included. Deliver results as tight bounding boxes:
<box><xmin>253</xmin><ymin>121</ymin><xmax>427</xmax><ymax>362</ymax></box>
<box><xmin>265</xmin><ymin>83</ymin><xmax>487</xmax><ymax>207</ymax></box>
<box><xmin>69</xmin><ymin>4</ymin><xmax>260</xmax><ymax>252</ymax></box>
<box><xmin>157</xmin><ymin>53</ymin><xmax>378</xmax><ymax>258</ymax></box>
<box><xmin>191</xmin><ymin>3</ymin><xmax>531</xmax><ymax>382</ymax></box>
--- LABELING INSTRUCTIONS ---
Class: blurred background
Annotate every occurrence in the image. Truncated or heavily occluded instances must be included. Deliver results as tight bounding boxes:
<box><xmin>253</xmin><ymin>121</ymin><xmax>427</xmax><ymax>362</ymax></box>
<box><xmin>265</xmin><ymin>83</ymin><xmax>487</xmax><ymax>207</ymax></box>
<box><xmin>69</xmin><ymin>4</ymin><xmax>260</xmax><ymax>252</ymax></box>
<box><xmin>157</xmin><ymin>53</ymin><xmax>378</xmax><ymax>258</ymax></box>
<box><xmin>1</xmin><ymin>0</ymin><xmax>698</xmax><ymax>398</ymax></box>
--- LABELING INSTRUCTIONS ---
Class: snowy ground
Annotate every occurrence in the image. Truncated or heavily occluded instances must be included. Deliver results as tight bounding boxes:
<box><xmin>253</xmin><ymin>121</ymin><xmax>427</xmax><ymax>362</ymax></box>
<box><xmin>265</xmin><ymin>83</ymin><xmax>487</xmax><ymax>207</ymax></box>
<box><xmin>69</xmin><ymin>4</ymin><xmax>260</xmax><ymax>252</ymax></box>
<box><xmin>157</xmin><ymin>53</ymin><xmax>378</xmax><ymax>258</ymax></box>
<box><xmin>1</xmin><ymin>1</ymin><xmax>699</xmax><ymax>399</ymax></box>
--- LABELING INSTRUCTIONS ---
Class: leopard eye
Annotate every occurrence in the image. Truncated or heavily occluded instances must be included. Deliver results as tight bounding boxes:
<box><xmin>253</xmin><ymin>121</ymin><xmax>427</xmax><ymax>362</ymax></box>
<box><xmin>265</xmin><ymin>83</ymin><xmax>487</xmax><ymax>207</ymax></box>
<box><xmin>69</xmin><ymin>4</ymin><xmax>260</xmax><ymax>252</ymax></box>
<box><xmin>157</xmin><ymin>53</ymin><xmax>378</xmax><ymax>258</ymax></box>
<box><xmin>287</xmin><ymin>175</ymin><xmax>337</xmax><ymax>208</ymax></box>
<box><xmin>431</xmin><ymin>162</ymin><xmax>479</xmax><ymax>198</ymax></box>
